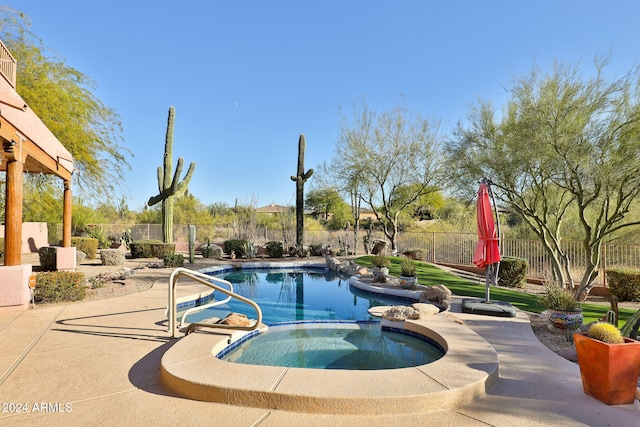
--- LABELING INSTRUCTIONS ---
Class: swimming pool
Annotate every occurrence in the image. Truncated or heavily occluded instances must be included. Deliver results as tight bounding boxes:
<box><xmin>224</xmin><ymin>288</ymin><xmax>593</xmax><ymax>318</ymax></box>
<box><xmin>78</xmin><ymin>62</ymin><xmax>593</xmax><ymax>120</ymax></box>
<box><xmin>182</xmin><ymin>266</ymin><xmax>412</xmax><ymax>325</ymax></box>
<box><xmin>219</xmin><ymin>321</ymin><xmax>445</xmax><ymax>369</ymax></box>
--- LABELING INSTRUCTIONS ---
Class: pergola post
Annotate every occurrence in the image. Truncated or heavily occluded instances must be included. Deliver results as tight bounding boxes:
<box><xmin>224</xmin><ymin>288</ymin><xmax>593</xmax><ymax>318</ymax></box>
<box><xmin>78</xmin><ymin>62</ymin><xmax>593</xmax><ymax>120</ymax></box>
<box><xmin>63</xmin><ymin>179</ymin><xmax>72</xmax><ymax>247</ymax></box>
<box><xmin>4</xmin><ymin>157</ymin><xmax>23</xmax><ymax>266</ymax></box>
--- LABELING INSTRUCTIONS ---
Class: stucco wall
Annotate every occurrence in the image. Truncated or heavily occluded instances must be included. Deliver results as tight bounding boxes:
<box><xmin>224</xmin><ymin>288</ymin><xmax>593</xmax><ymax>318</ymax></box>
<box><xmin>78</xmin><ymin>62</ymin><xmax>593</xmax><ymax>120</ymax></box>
<box><xmin>0</xmin><ymin>222</ymin><xmax>49</xmax><ymax>254</ymax></box>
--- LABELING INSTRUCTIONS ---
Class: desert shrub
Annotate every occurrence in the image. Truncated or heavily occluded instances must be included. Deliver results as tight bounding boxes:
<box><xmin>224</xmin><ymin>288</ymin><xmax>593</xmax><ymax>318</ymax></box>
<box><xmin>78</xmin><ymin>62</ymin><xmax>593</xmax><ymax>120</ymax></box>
<box><xmin>151</xmin><ymin>242</ymin><xmax>175</xmax><ymax>258</ymax></box>
<box><xmin>288</xmin><ymin>244</ymin><xmax>306</xmax><ymax>257</ymax></box>
<box><xmin>371</xmin><ymin>255</ymin><xmax>391</xmax><ymax>268</ymax></box>
<box><xmin>498</xmin><ymin>256</ymin><xmax>528</xmax><ymax>288</ymax></box>
<box><xmin>70</xmin><ymin>237</ymin><xmax>98</xmax><ymax>260</ymax></box>
<box><xmin>403</xmin><ymin>248</ymin><xmax>428</xmax><ymax>260</ymax></box>
<box><xmin>38</xmin><ymin>247</ymin><xmax>58</xmax><ymax>271</ymax></box>
<box><xmin>84</xmin><ymin>226</ymin><xmax>110</xmax><ymax>249</ymax></box>
<box><xmin>130</xmin><ymin>239</ymin><xmax>163</xmax><ymax>258</ymax></box>
<box><xmin>607</xmin><ymin>268</ymin><xmax>640</xmax><ymax>302</ymax></box>
<box><xmin>35</xmin><ymin>271</ymin><xmax>86</xmax><ymax>303</ymax></box>
<box><xmin>163</xmin><ymin>253</ymin><xmax>184</xmax><ymax>267</ymax></box>
<box><xmin>224</xmin><ymin>239</ymin><xmax>248</xmax><ymax>258</ymax></box>
<box><xmin>265</xmin><ymin>241</ymin><xmax>284</xmax><ymax>258</ymax></box>
<box><xmin>309</xmin><ymin>244</ymin><xmax>324</xmax><ymax>256</ymax></box>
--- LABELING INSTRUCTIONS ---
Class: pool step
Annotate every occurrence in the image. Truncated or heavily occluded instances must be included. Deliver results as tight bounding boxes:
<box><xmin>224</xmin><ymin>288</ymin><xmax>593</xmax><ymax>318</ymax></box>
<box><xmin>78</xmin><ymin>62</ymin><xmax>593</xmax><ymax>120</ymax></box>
<box><xmin>160</xmin><ymin>316</ymin><xmax>499</xmax><ymax>415</ymax></box>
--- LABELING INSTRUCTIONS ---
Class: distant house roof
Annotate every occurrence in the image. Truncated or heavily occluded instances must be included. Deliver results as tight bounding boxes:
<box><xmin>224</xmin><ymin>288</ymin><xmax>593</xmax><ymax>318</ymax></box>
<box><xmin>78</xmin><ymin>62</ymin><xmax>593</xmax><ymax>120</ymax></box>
<box><xmin>256</xmin><ymin>203</ymin><xmax>291</xmax><ymax>214</ymax></box>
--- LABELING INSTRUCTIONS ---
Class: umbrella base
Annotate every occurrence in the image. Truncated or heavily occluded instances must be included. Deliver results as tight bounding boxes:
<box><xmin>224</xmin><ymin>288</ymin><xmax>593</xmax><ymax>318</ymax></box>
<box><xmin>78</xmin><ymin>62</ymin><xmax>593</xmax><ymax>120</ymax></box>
<box><xmin>462</xmin><ymin>298</ymin><xmax>516</xmax><ymax>317</ymax></box>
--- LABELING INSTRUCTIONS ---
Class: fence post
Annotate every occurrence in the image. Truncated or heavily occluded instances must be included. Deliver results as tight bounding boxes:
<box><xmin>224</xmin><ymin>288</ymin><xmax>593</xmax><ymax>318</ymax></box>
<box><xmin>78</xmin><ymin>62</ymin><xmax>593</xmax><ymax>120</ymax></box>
<box><xmin>602</xmin><ymin>243</ymin><xmax>607</xmax><ymax>288</ymax></box>
<box><xmin>431</xmin><ymin>232</ymin><xmax>436</xmax><ymax>263</ymax></box>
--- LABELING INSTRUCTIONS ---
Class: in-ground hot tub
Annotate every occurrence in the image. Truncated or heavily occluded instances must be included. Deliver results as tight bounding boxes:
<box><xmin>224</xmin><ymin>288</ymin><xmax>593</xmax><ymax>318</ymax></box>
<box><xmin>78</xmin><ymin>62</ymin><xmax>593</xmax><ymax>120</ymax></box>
<box><xmin>218</xmin><ymin>321</ymin><xmax>445</xmax><ymax>370</ymax></box>
<box><xmin>160</xmin><ymin>315</ymin><xmax>499</xmax><ymax>415</ymax></box>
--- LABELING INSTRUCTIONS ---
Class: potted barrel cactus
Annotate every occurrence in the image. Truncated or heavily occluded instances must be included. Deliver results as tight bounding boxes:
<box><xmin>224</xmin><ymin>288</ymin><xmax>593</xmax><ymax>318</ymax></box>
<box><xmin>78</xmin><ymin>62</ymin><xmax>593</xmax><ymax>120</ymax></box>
<box><xmin>573</xmin><ymin>321</ymin><xmax>640</xmax><ymax>405</ymax></box>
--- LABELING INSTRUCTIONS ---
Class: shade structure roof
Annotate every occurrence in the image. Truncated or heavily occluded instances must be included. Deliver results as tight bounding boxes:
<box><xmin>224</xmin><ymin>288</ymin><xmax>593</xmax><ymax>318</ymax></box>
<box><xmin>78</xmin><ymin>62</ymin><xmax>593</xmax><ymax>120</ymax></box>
<box><xmin>0</xmin><ymin>72</ymin><xmax>73</xmax><ymax>180</ymax></box>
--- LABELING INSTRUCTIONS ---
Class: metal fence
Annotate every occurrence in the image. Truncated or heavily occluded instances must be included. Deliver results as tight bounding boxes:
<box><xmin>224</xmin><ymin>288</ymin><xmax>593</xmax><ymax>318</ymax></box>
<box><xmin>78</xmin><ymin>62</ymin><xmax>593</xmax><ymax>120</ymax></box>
<box><xmin>55</xmin><ymin>224</ymin><xmax>640</xmax><ymax>286</ymax></box>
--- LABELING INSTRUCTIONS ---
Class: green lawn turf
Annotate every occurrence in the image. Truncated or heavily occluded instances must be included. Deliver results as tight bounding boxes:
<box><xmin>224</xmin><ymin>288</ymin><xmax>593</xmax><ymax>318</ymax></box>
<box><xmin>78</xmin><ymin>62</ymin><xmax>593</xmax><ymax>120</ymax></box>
<box><xmin>354</xmin><ymin>256</ymin><xmax>637</xmax><ymax>328</ymax></box>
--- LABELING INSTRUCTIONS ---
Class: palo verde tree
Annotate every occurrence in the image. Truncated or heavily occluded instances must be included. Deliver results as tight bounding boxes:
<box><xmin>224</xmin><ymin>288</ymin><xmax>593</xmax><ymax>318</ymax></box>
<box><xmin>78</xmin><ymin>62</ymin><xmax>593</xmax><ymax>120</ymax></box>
<box><xmin>290</xmin><ymin>134</ymin><xmax>313</xmax><ymax>247</ymax></box>
<box><xmin>147</xmin><ymin>107</ymin><xmax>196</xmax><ymax>243</ymax></box>
<box><xmin>325</xmin><ymin>102</ymin><xmax>443</xmax><ymax>251</ymax></box>
<box><xmin>447</xmin><ymin>57</ymin><xmax>640</xmax><ymax>299</ymax></box>
<box><xmin>0</xmin><ymin>7</ymin><xmax>131</xmax><ymax>201</ymax></box>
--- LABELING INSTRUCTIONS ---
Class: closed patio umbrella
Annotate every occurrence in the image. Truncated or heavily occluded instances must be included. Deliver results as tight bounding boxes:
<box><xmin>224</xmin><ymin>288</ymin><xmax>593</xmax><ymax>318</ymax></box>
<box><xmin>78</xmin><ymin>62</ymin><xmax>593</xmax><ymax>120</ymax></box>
<box><xmin>473</xmin><ymin>180</ymin><xmax>501</xmax><ymax>303</ymax></box>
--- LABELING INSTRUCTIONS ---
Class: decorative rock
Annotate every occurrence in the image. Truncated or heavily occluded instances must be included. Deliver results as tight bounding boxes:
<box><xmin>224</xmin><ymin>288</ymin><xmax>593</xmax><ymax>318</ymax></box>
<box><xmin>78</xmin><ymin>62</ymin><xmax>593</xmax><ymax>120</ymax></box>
<box><xmin>219</xmin><ymin>313</ymin><xmax>252</xmax><ymax>327</ymax></box>
<box><xmin>76</xmin><ymin>250</ymin><xmax>87</xmax><ymax>265</ymax></box>
<box><xmin>355</xmin><ymin>266</ymin><xmax>369</xmax><ymax>275</ymax></box>
<box><xmin>199</xmin><ymin>243</ymin><xmax>223</xmax><ymax>259</ymax></box>
<box><xmin>101</xmin><ymin>248</ymin><xmax>126</xmax><ymax>266</ymax></box>
<box><xmin>340</xmin><ymin>263</ymin><xmax>369</xmax><ymax>276</ymax></box>
<box><xmin>93</xmin><ymin>267</ymin><xmax>135</xmax><ymax>283</ymax></box>
<box><xmin>372</xmin><ymin>268</ymin><xmax>387</xmax><ymax>283</ymax></box>
<box><xmin>382</xmin><ymin>306</ymin><xmax>421</xmax><ymax>321</ymax></box>
<box><xmin>412</xmin><ymin>303</ymin><xmax>440</xmax><ymax>316</ymax></box>
<box><xmin>371</xmin><ymin>240</ymin><xmax>386</xmax><ymax>255</ymax></box>
<box><xmin>325</xmin><ymin>256</ymin><xmax>341</xmax><ymax>271</ymax></box>
<box><xmin>420</xmin><ymin>285</ymin><xmax>452</xmax><ymax>305</ymax></box>
<box><xmin>367</xmin><ymin>306</ymin><xmax>390</xmax><ymax>317</ymax></box>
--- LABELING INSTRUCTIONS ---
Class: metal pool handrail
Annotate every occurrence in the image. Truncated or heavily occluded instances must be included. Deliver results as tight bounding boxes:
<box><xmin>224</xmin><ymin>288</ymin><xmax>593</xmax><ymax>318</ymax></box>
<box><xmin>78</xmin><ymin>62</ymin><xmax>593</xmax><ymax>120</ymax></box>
<box><xmin>180</xmin><ymin>283</ymin><xmax>233</xmax><ymax>328</ymax></box>
<box><xmin>168</xmin><ymin>268</ymin><xmax>262</xmax><ymax>338</ymax></box>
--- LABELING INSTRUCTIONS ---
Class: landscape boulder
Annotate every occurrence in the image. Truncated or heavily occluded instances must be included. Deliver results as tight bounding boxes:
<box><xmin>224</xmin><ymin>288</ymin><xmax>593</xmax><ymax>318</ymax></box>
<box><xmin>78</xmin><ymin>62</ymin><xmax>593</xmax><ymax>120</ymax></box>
<box><xmin>420</xmin><ymin>284</ymin><xmax>452</xmax><ymax>305</ymax></box>
<box><xmin>325</xmin><ymin>256</ymin><xmax>350</xmax><ymax>272</ymax></box>
<box><xmin>412</xmin><ymin>303</ymin><xmax>441</xmax><ymax>316</ymax></box>
<box><xmin>101</xmin><ymin>248</ymin><xmax>125</xmax><ymax>266</ymax></box>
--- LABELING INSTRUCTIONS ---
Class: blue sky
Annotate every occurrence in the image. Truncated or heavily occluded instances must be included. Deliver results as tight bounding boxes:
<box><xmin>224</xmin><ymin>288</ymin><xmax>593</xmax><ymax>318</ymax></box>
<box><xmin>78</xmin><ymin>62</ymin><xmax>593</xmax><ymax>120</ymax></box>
<box><xmin>13</xmin><ymin>1</ymin><xmax>640</xmax><ymax>210</ymax></box>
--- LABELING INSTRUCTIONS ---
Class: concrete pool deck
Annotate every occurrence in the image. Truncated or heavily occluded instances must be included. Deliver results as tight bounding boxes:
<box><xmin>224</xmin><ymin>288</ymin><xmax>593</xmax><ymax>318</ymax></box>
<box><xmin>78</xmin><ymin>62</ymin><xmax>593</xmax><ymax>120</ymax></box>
<box><xmin>1</xmin><ymin>268</ymin><xmax>639</xmax><ymax>425</ymax></box>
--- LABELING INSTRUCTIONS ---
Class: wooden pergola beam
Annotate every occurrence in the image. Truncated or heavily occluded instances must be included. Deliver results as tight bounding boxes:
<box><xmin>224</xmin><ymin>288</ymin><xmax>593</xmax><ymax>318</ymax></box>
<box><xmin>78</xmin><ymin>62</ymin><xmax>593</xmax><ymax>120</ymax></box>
<box><xmin>1</xmin><ymin>116</ymin><xmax>73</xmax><ymax>266</ymax></box>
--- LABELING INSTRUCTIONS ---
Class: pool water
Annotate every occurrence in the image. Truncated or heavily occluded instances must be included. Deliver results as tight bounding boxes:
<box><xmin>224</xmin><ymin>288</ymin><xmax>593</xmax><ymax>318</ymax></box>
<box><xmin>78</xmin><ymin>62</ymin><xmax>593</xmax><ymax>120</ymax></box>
<box><xmin>183</xmin><ymin>268</ymin><xmax>407</xmax><ymax>324</ymax></box>
<box><xmin>220</xmin><ymin>322</ymin><xmax>444</xmax><ymax>369</ymax></box>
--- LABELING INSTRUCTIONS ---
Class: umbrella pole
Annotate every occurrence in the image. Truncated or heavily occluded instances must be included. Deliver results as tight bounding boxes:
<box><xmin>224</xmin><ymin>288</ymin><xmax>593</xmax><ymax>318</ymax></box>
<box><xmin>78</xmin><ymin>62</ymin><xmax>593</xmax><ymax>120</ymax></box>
<box><xmin>485</xmin><ymin>266</ymin><xmax>491</xmax><ymax>303</ymax></box>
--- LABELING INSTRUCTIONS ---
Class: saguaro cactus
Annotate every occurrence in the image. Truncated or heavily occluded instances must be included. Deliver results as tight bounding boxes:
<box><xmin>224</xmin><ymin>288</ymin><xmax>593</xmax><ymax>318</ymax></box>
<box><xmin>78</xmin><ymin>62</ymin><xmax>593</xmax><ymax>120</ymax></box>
<box><xmin>290</xmin><ymin>134</ymin><xmax>313</xmax><ymax>247</ymax></box>
<box><xmin>147</xmin><ymin>106</ymin><xmax>196</xmax><ymax>243</ymax></box>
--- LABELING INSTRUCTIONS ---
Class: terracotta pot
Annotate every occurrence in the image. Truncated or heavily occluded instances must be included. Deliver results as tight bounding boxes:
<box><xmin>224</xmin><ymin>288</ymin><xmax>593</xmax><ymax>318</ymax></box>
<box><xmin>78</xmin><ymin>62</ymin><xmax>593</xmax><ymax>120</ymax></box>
<box><xmin>547</xmin><ymin>308</ymin><xmax>583</xmax><ymax>330</ymax></box>
<box><xmin>573</xmin><ymin>333</ymin><xmax>640</xmax><ymax>405</ymax></box>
